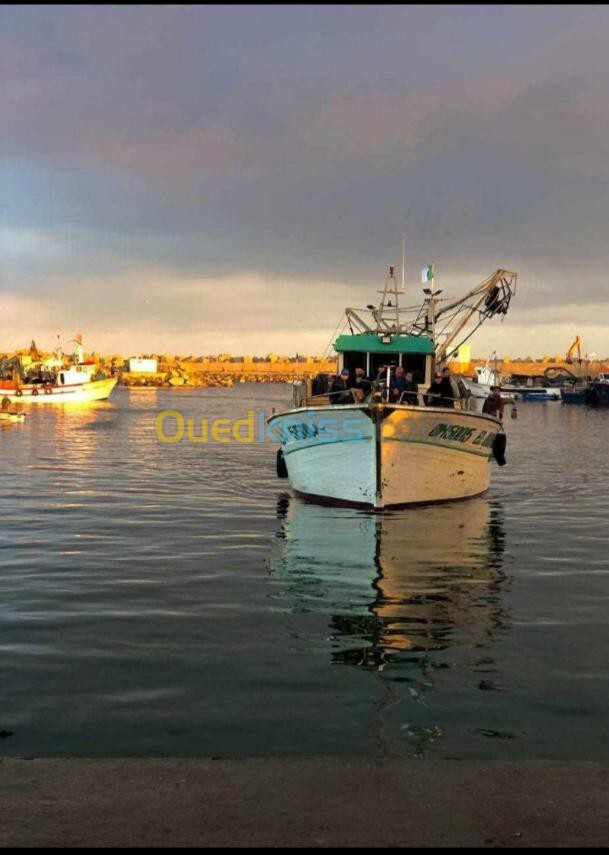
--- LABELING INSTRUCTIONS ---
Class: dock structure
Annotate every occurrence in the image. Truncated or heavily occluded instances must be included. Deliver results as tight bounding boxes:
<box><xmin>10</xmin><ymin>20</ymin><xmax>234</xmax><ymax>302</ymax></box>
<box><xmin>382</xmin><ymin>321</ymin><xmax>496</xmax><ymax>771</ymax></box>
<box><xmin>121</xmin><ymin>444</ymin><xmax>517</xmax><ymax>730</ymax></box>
<box><xmin>1</xmin><ymin>757</ymin><xmax>609</xmax><ymax>848</ymax></box>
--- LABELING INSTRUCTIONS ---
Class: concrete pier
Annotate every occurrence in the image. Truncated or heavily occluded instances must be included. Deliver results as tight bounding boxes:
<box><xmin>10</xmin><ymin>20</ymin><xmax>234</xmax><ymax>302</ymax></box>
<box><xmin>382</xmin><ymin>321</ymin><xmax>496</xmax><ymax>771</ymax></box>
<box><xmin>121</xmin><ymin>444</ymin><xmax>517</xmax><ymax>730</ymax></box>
<box><xmin>1</xmin><ymin>757</ymin><xmax>607</xmax><ymax>848</ymax></box>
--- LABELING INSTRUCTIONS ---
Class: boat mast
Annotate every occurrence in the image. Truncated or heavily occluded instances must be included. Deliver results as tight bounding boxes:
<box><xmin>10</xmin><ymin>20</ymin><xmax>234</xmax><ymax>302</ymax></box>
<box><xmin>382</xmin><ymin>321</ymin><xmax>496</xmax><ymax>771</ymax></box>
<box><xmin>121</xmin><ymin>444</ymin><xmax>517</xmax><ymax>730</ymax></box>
<box><xmin>376</xmin><ymin>265</ymin><xmax>404</xmax><ymax>332</ymax></box>
<box><xmin>423</xmin><ymin>263</ymin><xmax>439</xmax><ymax>348</ymax></box>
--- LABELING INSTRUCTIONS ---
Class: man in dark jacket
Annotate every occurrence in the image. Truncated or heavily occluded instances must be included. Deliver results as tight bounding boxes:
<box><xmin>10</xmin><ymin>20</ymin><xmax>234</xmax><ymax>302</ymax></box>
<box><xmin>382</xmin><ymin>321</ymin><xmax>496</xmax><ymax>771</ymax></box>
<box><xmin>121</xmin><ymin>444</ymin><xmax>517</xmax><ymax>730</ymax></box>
<box><xmin>390</xmin><ymin>366</ymin><xmax>418</xmax><ymax>404</ymax></box>
<box><xmin>438</xmin><ymin>366</ymin><xmax>459</xmax><ymax>408</ymax></box>
<box><xmin>425</xmin><ymin>372</ymin><xmax>444</xmax><ymax>406</ymax></box>
<box><xmin>349</xmin><ymin>367</ymin><xmax>371</xmax><ymax>401</ymax></box>
<box><xmin>329</xmin><ymin>368</ymin><xmax>352</xmax><ymax>405</ymax></box>
<box><xmin>482</xmin><ymin>386</ymin><xmax>505</xmax><ymax>420</ymax></box>
<box><xmin>402</xmin><ymin>370</ymin><xmax>419</xmax><ymax>405</ymax></box>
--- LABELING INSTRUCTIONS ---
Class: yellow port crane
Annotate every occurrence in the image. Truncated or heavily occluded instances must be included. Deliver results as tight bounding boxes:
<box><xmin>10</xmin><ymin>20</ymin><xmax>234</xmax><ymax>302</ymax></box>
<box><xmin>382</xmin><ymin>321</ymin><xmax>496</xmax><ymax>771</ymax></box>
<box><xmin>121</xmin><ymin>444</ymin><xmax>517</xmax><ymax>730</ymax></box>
<box><xmin>566</xmin><ymin>336</ymin><xmax>581</xmax><ymax>364</ymax></box>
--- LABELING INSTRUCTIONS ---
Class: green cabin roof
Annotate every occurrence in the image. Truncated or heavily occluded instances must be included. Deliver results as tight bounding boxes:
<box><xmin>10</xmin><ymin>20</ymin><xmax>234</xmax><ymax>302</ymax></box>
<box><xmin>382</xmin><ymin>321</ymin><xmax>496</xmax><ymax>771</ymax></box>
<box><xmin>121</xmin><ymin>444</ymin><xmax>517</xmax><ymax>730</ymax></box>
<box><xmin>334</xmin><ymin>333</ymin><xmax>435</xmax><ymax>355</ymax></box>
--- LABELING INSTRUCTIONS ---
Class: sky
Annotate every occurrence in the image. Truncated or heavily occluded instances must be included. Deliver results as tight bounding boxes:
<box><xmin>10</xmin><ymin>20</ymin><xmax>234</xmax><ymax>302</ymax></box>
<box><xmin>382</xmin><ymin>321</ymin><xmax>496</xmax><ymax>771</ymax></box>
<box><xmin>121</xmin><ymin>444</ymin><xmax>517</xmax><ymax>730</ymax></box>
<box><xmin>2</xmin><ymin>4</ymin><xmax>609</xmax><ymax>358</ymax></box>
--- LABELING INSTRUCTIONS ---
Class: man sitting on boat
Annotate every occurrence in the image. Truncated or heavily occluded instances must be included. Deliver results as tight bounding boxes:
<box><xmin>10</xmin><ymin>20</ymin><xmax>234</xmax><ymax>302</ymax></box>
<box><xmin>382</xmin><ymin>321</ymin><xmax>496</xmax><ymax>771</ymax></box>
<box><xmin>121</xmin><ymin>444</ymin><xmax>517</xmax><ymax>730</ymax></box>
<box><xmin>350</xmin><ymin>367</ymin><xmax>372</xmax><ymax>401</ymax></box>
<box><xmin>390</xmin><ymin>366</ymin><xmax>418</xmax><ymax>404</ymax></box>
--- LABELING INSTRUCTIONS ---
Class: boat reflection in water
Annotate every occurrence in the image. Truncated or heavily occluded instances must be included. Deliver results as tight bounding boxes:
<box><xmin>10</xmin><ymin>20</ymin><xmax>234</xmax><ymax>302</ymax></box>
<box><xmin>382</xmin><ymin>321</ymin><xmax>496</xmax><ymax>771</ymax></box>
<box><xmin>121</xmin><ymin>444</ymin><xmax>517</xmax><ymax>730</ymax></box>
<box><xmin>271</xmin><ymin>495</ymin><xmax>507</xmax><ymax>673</ymax></box>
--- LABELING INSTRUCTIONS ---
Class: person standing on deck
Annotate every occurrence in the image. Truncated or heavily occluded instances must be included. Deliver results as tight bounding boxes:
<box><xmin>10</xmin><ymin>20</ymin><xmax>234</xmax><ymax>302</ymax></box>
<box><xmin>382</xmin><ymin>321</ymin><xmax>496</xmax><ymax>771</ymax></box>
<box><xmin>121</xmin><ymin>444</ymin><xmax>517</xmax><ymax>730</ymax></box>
<box><xmin>438</xmin><ymin>366</ymin><xmax>460</xmax><ymax>408</ymax></box>
<box><xmin>329</xmin><ymin>368</ymin><xmax>353</xmax><ymax>405</ymax></box>
<box><xmin>402</xmin><ymin>370</ymin><xmax>419</xmax><ymax>405</ymax></box>
<box><xmin>482</xmin><ymin>386</ymin><xmax>505</xmax><ymax>421</ymax></box>
<box><xmin>425</xmin><ymin>372</ymin><xmax>444</xmax><ymax>406</ymax></box>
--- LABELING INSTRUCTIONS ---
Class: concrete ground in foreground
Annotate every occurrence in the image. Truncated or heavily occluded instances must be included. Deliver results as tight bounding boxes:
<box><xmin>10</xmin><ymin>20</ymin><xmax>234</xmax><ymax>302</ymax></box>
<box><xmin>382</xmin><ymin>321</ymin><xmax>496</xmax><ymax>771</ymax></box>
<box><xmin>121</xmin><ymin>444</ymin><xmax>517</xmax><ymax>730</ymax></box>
<box><xmin>0</xmin><ymin>757</ymin><xmax>607</xmax><ymax>848</ymax></box>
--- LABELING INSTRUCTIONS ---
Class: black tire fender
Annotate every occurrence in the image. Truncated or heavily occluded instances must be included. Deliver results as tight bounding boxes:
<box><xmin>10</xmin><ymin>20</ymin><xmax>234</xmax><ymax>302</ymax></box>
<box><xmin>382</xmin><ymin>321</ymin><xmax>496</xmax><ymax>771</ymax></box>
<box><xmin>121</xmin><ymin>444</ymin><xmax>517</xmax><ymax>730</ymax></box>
<box><xmin>492</xmin><ymin>432</ymin><xmax>507</xmax><ymax>466</ymax></box>
<box><xmin>276</xmin><ymin>449</ymin><xmax>288</xmax><ymax>478</ymax></box>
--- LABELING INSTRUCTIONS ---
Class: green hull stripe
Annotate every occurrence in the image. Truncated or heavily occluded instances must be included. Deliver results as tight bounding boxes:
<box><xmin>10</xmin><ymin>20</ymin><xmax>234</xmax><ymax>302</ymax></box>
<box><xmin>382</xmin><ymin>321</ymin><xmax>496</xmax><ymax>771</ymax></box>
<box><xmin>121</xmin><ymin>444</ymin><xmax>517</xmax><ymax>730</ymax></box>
<box><xmin>384</xmin><ymin>436</ymin><xmax>493</xmax><ymax>458</ymax></box>
<box><xmin>282</xmin><ymin>434</ymin><xmax>493</xmax><ymax>459</ymax></box>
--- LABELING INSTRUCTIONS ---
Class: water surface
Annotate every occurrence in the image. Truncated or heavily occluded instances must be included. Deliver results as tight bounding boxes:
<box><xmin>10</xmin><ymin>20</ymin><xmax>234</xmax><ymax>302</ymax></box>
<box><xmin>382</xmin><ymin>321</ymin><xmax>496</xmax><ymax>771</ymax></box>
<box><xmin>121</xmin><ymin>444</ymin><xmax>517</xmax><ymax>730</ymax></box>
<box><xmin>1</xmin><ymin>386</ymin><xmax>608</xmax><ymax>759</ymax></box>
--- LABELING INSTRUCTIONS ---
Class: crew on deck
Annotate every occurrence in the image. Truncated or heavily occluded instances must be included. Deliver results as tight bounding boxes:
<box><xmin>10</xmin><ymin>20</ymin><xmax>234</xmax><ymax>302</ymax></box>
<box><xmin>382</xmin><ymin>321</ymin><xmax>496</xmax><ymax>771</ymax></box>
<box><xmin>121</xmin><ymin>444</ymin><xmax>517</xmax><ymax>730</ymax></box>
<box><xmin>390</xmin><ymin>366</ymin><xmax>418</xmax><ymax>404</ymax></box>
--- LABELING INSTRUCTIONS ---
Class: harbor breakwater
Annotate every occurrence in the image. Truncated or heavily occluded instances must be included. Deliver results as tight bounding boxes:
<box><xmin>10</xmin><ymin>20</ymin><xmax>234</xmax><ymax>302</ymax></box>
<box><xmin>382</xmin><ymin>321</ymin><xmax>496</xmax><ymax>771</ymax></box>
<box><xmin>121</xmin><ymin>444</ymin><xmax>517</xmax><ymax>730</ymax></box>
<box><xmin>4</xmin><ymin>347</ymin><xmax>609</xmax><ymax>388</ymax></box>
<box><xmin>118</xmin><ymin>356</ymin><xmax>609</xmax><ymax>387</ymax></box>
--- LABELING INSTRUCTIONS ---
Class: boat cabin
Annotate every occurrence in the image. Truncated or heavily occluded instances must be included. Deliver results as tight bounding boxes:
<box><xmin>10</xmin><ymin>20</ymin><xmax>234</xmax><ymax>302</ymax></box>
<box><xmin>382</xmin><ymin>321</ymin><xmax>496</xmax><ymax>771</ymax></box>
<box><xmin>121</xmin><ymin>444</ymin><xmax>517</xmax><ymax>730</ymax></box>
<box><xmin>58</xmin><ymin>363</ymin><xmax>97</xmax><ymax>386</ymax></box>
<box><xmin>294</xmin><ymin>331</ymin><xmax>435</xmax><ymax>408</ymax></box>
<box><xmin>334</xmin><ymin>332</ymin><xmax>434</xmax><ymax>387</ymax></box>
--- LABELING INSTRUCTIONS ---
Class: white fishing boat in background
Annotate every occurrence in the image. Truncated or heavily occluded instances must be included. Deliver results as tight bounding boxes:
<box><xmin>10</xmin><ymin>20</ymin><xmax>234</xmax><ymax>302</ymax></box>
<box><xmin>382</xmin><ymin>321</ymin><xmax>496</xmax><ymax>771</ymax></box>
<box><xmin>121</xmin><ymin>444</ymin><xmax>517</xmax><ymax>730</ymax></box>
<box><xmin>461</xmin><ymin>354</ymin><xmax>517</xmax><ymax>405</ymax></box>
<box><xmin>0</xmin><ymin>337</ymin><xmax>117</xmax><ymax>404</ymax></box>
<box><xmin>268</xmin><ymin>262</ymin><xmax>518</xmax><ymax>508</ymax></box>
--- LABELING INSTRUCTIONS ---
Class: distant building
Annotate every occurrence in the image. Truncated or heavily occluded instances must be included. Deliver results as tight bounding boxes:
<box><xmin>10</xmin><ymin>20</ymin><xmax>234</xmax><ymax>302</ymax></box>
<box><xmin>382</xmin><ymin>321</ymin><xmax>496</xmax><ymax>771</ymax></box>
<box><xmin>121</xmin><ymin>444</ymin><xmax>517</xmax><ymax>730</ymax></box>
<box><xmin>457</xmin><ymin>344</ymin><xmax>471</xmax><ymax>364</ymax></box>
<box><xmin>129</xmin><ymin>357</ymin><xmax>158</xmax><ymax>374</ymax></box>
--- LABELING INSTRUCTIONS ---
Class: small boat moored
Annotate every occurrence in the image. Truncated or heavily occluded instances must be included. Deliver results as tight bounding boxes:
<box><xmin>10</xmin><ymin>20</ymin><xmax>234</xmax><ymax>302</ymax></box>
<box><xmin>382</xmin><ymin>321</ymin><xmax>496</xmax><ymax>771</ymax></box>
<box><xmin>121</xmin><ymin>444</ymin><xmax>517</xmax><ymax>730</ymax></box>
<box><xmin>0</xmin><ymin>337</ymin><xmax>117</xmax><ymax>405</ymax></box>
<box><xmin>0</xmin><ymin>410</ymin><xmax>26</xmax><ymax>424</ymax></box>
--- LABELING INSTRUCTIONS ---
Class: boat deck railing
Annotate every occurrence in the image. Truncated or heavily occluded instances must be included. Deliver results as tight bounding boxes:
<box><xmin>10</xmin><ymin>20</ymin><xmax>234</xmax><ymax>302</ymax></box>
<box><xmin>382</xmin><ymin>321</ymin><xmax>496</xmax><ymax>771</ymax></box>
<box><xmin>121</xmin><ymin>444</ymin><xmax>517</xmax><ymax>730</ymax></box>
<box><xmin>301</xmin><ymin>389</ymin><xmax>361</xmax><ymax>408</ymax></box>
<box><xmin>294</xmin><ymin>385</ymin><xmax>474</xmax><ymax>411</ymax></box>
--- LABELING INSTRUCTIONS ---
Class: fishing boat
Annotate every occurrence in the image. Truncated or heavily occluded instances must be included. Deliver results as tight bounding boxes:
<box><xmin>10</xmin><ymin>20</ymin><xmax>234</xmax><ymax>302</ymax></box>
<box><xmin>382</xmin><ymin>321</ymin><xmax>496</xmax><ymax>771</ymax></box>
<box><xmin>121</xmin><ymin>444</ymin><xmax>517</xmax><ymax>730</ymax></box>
<box><xmin>514</xmin><ymin>387</ymin><xmax>562</xmax><ymax>402</ymax></box>
<box><xmin>562</xmin><ymin>374</ymin><xmax>609</xmax><ymax>407</ymax></box>
<box><xmin>268</xmin><ymin>264</ymin><xmax>517</xmax><ymax>508</ymax></box>
<box><xmin>0</xmin><ymin>338</ymin><xmax>117</xmax><ymax>404</ymax></box>
<box><xmin>560</xmin><ymin>386</ymin><xmax>589</xmax><ymax>404</ymax></box>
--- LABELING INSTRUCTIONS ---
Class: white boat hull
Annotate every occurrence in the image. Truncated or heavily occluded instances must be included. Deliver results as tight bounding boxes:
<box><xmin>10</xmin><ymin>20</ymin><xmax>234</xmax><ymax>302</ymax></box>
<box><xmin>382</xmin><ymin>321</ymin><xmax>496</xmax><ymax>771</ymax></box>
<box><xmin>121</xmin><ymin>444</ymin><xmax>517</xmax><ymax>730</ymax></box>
<box><xmin>461</xmin><ymin>378</ymin><xmax>516</xmax><ymax>402</ymax></box>
<box><xmin>0</xmin><ymin>377</ymin><xmax>118</xmax><ymax>404</ymax></box>
<box><xmin>269</xmin><ymin>403</ymin><xmax>503</xmax><ymax>509</ymax></box>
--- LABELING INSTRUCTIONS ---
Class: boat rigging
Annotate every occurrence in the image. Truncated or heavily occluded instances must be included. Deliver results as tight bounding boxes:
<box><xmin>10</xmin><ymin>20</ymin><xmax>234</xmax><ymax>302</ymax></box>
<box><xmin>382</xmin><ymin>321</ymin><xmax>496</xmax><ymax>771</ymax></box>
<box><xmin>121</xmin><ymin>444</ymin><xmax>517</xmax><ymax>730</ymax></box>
<box><xmin>344</xmin><ymin>267</ymin><xmax>518</xmax><ymax>366</ymax></box>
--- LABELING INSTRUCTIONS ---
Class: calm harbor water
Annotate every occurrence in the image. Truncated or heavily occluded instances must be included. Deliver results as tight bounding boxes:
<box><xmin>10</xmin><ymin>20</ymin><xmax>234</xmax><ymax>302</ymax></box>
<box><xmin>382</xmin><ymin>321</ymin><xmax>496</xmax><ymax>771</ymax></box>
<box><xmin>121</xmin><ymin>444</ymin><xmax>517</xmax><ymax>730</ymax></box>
<box><xmin>1</xmin><ymin>385</ymin><xmax>608</xmax><ymax>760</ymax></box>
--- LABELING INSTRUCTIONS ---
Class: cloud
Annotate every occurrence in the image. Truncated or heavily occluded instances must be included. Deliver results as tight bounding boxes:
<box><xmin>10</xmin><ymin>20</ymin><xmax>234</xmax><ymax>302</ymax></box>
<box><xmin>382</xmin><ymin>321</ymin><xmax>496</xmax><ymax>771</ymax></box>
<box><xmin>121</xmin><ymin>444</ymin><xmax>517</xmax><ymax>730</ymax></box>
<box><xmin>2</xmin><ymin>6</ymin><xmax>609</xmax><ymax>354</ymax></box>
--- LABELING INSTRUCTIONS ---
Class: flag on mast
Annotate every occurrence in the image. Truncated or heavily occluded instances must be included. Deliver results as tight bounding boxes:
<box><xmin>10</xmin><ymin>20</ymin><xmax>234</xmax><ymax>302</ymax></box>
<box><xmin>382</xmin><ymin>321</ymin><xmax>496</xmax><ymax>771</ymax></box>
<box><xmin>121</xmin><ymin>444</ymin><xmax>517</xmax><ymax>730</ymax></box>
<box><xmin>421</xmin><ymin>263</ymin><xmax>435</xmax><ymax>284</ymax></box>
